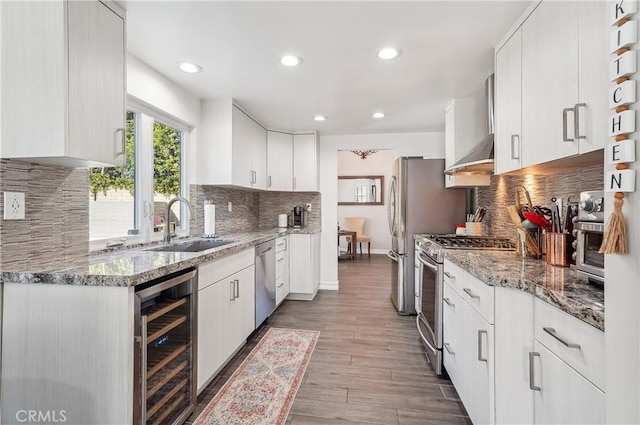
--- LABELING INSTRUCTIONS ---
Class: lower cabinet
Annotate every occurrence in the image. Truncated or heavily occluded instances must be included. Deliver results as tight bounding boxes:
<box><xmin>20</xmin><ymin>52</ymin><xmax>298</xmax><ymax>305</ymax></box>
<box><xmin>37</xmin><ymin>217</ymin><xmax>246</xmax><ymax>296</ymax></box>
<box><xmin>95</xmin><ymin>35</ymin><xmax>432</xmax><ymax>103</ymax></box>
<box><xmin>275</xmin><ymin>235</ymin><xmax>290</xmax><ymax>305</ymax></box>
<box><xmin>197</xmin><ymin>249</ymin><xmax>255</xmax><ymax>393</ymax></box>
<box><xmin>288</xmin><ymin>233</ymin><xmax>320</xmax><ymax>300</ymax></box>
<box><xmin>532</xmin><ymin>341</ymin><xmax>605</xmax><ymax>425</ymax></box>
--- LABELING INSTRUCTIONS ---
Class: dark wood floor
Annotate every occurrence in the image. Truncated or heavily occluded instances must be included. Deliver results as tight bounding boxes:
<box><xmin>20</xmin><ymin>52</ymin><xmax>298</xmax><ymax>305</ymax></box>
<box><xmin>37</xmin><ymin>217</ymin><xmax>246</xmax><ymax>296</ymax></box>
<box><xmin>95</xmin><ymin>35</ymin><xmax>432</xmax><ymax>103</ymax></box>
<box><xmin>187</xmin><ymin>254</ymin><xmax>470</xmax><ymax>425</ymax></box>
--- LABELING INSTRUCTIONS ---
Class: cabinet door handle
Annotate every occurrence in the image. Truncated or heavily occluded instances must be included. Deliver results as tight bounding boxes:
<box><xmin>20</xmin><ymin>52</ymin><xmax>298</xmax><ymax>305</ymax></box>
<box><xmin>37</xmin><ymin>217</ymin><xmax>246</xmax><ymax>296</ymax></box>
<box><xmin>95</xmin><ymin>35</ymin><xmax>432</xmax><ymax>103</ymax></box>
<box><xmin>235</xmin><ymin>279</ymin><xmax>240</xmax><ymax>298</ymax></box>
<box><xmin>543</xmin><ymin>327</ymin><xmax>581</xmax><ymax>349</ymax></box>
<box><xmin>140</xmin><ymin>315</ymin><xmax>148</xmax><ymax>421</ymax></box>
<box><xmin>284</xmin><ymin>239</ymin><xmax>287</xmax><ymax>251</ymax></box>
<box><xmin>443</xmin><ymin>297</ymin><xmax>455</xmax><ymax>307</ymax></box>
<box><xmin>510</xmin><ymin>134</ymin><xmax>520</xmax><ymax>159</ymax></box>
<box><xmin>529</xmin><ymin>352</ymin><xmax>541</xmax><ymax>391</ymax></box>
<box><xmin>115</xmin><ymin>127</ymin><xmax>126</xmax><ymax>157</ymax></box>
<box><xmin>562</xmin><ymin>107</ymin><xmax>574</xmax><ymax>142</ymax></box>
<box><xmin>574</xmin><ymin>103</ymin><xmax>586</xmax><ymax>140</ymax></box>
<box><xmin>444</xmin><ymin>342</ymin><xmax>455</xmax><ymax>355</ymax></box>
<box><xmin>230</xmin><ymin>281</ymin><xmax>235</xmax><ymax>300</ymax></box>
<box><xmin>477</xmin><ymin>330</ymin><xmax>488</xmax><ymax>362</ymax></box>
<box><xmin>463</xmin><ymin>287</ymin><xmax>480</xmax><ymax>299</ymax></box>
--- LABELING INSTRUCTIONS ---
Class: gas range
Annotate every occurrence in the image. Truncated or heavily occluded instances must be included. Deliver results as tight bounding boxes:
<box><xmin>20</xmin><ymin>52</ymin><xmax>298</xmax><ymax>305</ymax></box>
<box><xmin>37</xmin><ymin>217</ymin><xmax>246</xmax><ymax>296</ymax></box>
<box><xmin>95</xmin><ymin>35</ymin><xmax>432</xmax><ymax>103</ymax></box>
<box><xmin>416</xmin><ymin>234</ymin><xmax>516</xmax><ymax>262</ymax></box>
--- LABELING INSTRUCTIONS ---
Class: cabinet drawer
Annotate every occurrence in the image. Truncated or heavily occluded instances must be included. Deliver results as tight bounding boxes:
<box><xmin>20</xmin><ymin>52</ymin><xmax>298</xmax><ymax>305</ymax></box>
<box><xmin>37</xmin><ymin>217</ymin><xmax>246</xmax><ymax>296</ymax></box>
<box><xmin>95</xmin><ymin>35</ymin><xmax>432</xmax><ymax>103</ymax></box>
<box><xmin>443</xmin><ymin>260</ymin><xmax>464</xmax><ymax>292</ymax></box>
<box><xmin>276</xmin><ymin>236</ymin><xmax>288</xmax><ymax>253</ymax></box>
<box><xmin>276</xmin><ymin>251</ymin><xmax>286</xmax><ymax>278</ymax></box>
<box><xmin>534</xmin><ymin>299</ymin><xmax>605</xmax><ymax>391</ymax></box>
<box><xmin>198</xmin><ymin>248</ymin><xmax>254</xmax><ymax>290</ymax></box>
<box><xmin>459</xmin><ymin>273</ymin><xmax>494</xmax><ymax>324</ymax></box>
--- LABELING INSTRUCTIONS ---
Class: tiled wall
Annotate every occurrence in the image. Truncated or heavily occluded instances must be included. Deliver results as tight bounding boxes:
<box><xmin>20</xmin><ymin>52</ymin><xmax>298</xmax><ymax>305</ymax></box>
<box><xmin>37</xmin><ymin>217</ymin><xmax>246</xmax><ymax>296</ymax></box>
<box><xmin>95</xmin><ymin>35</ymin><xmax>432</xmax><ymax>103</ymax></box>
<box><xmin>0</xmin><ymin>159</ymin><xmax>89</xmax><ymax>270</ymax></box>
<box><xmin>189</xmin><ymin>185</ymin><xmax>321</xmax><ymax>235</ymax></box>
<box><xmin>472</xmin><ymin>164</ymin><xmax>603</xmax><ymax>239</ymax></box>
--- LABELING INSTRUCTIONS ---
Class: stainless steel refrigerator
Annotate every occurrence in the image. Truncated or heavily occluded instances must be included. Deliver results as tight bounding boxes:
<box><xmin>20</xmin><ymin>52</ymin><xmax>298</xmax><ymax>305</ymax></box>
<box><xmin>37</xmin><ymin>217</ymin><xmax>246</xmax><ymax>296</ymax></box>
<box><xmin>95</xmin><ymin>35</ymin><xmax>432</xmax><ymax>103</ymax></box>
<box><xmin>387</xmin><ymin>157</ymin><xmax>466</xmax><ymax>315</ymax></box>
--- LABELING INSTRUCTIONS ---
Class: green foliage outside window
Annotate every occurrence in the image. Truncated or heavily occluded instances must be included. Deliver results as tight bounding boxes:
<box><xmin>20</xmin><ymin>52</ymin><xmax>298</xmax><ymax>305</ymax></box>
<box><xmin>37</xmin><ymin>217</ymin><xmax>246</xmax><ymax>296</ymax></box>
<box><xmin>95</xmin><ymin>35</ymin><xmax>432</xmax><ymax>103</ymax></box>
<box><xmin>89</xmin><ymin>112</ymin><xmax>181</xmax><ymax>200</ymax></box>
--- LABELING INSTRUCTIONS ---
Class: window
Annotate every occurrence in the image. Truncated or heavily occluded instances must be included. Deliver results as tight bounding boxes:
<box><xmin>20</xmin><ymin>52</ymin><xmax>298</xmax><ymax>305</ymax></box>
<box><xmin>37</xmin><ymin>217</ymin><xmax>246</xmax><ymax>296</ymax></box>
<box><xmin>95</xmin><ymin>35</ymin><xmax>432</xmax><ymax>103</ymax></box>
<box><xmin>89</xmin><ymin>109</ymin><xmax>187</xmax><ymax>245</ymax></box>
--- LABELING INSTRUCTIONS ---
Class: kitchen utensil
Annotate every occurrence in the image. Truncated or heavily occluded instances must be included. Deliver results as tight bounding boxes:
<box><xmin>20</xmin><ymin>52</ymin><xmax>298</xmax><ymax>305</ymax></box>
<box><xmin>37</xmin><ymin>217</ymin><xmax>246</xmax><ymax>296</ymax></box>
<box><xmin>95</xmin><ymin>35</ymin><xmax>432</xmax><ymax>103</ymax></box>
<box><xmin>523</xmin><ymin>211</ymin><xmax>551</xmax><ymax>231</ymax></box>
<box><xmin>506</xmin><ymin>205</ymin><xmax>540</xmax><ymax>256</ymax></box>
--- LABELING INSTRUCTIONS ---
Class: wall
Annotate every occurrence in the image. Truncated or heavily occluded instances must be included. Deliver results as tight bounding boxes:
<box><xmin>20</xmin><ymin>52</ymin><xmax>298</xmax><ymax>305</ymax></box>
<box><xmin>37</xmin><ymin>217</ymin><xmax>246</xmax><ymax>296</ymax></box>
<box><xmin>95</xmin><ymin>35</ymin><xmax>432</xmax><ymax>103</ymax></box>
<box><xmin>473</xmin><ymin>164</ymin><xmax>604</xmax><ymax>238</ymax></box>
<box><xmin>189</xmin><ymin>185</ymin><xmax>321</xmax><ymax>235</ymax></box>
<box><xmin>319</xmin><ymin>132</ymin><xmax>446</xmax><ymax>289</ymax></box>
<box><xmin>0</xmin><ymin>160</ymin><xmax>88</xmax><ymax>270</ymax></box>
<box><xmin>337</xmin><ymin>149</ymin><xmax>395</xmax><ymax>254</ymax></box>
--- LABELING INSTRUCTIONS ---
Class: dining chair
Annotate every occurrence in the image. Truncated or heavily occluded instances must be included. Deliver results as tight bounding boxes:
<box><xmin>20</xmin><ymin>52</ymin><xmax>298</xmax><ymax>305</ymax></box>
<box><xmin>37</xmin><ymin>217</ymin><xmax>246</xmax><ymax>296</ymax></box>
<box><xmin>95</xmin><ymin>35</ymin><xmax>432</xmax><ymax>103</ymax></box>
<box><xmin>343</xmin><ymin>217</ymin><xmax>371</xmax><ymax>257</ymax></box>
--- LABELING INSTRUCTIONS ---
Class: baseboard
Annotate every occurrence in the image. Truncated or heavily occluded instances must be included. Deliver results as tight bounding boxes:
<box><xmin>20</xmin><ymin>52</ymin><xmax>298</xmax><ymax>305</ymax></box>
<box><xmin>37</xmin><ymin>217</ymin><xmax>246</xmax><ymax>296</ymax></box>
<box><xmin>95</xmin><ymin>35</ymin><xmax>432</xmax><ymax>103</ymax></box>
<box><xmin>319</xmin><ymin>280</ymin><xmax>339</xmax><ymax>291</ymax></box>
<box><xmin>370</xmin><ymin>248</ymin><xmax>390</xmax><ymax>255</ymax></box>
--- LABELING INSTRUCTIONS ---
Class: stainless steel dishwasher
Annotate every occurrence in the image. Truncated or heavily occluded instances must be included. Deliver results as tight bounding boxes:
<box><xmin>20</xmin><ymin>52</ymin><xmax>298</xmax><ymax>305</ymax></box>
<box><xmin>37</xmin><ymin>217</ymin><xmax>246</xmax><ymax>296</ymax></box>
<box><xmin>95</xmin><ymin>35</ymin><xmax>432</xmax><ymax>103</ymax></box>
<box><xmin>255</xmin><ymin>240</ymin><xmax>276</xmax><ymax>328</ymax></box>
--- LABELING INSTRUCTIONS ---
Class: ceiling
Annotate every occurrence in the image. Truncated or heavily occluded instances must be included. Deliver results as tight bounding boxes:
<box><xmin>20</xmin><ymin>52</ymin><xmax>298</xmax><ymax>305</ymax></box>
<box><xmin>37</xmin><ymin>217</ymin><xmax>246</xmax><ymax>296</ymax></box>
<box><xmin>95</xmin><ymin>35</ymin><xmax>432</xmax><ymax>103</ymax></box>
<box><xmin>122</xmin><ymin>1</ymin><xmax>530</xmax><ymax>135</ymax></box>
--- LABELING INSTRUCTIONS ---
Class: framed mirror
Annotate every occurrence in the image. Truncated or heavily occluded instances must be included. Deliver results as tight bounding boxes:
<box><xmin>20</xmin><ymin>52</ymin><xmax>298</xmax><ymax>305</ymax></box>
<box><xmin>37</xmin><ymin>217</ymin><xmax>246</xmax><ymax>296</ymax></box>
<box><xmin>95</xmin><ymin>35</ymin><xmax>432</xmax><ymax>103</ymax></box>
<box><xmin>338</xmin><ymin>175</ymin><xmax>384</xmax><ymax>205</ymax></box>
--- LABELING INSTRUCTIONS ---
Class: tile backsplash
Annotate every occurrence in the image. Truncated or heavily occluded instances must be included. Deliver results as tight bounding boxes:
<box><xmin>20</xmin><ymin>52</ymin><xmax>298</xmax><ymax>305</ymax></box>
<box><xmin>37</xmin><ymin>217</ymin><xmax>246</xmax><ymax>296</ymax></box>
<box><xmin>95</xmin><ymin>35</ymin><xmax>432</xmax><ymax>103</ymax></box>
<box><xmin>189</xmin><ymin>185</ymin><xmax>321</xmax><ymax>235</ymax></box>
<box><xmin>472</xmin><ymin>164</ymin><xmax>603</xmax><ymax>239</ymax></box>
<box><xmin>0</xmin><ymin>159</ymin><xmax>89</xmax><ymax>270</ymax></box>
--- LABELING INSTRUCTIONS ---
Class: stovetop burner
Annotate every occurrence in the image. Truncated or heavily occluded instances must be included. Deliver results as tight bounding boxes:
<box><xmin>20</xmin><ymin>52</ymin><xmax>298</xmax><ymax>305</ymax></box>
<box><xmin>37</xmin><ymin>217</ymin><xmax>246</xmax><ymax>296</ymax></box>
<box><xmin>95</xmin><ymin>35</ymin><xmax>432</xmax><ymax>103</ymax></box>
<box><xmin>428</xmin><ymin>235</ymin><xmax>516</xmax><ymax>250</ymax></box>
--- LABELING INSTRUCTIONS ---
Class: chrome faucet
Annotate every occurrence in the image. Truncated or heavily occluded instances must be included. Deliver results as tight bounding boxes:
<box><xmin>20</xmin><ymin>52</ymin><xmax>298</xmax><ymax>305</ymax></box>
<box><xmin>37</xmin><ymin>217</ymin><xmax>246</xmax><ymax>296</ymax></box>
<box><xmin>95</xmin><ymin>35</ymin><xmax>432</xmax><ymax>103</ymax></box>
<box><xmin>163</xmin><ymin>196</ymin><xmax>193</xmax><ymax>245</ymax></box>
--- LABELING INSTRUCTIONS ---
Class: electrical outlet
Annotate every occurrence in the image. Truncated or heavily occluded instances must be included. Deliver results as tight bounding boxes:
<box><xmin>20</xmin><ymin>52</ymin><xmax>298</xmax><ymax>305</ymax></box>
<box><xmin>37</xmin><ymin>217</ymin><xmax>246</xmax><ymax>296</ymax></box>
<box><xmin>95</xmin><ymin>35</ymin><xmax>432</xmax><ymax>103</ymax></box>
<box><xmin>305</xmin><ymin>203</ymin><xmax>312</xmax><ymax>212</ymax></box>
<box><xmin>228</xmin><ymin>202</ymin><xmax>232</xmax><ymax>212</ymax></box>
<box><xmin>4</xmin><ymin>192</ymin><xmax>25</xmax><ymax>220</ymax></box>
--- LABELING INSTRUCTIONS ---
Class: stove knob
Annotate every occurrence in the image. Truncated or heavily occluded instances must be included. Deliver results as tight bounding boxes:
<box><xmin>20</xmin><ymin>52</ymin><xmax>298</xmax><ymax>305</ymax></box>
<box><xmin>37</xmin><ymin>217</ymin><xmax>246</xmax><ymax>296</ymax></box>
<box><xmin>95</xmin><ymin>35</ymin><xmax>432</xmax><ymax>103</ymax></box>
<box><xmin>572</xmin><ymin>229</ymin><xmax>578</xmax><ymax>238</ymax></box>
<box><xmin>572</xmin><ymin>240</ymin><xmax>578</xmax><ymax>249</ymax></box>
<box><xmin>580</xmin><ymin>198</ymin><xmax>596</xmax><ymax>213</ymax></box>
<box><xmin>572</xmin><ymin>252</ymin><xmax>577</xmax><ymax>261</ymax></box>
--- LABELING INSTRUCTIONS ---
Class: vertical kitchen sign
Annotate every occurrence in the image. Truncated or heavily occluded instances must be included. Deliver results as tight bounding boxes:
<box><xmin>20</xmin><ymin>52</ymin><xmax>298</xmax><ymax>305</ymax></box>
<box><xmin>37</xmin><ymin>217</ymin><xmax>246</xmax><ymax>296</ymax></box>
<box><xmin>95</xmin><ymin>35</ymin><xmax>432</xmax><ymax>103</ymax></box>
<box><xmin>602</xmin><ymin>0</ymin><xmax>639</xmax><ymax>254</ymax></box>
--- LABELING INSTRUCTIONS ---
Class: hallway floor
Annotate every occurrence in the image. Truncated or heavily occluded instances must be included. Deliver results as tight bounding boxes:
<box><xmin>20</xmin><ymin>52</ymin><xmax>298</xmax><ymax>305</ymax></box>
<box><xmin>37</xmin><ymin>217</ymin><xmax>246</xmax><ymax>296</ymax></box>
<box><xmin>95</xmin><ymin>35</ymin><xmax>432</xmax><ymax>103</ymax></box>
<box><xmin>188</xmin><ymin>254</ymin><xmax>470</xmax><ymax>424</ymax></box>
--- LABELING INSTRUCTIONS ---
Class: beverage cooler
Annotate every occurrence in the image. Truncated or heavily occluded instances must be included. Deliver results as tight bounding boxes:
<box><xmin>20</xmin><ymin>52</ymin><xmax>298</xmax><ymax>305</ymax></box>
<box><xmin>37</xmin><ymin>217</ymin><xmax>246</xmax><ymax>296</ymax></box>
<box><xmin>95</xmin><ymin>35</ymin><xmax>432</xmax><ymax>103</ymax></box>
<box><xmin>134</xmin><ymin>268</ymin><xmax>197</xmax><ymax>425</ymax></box>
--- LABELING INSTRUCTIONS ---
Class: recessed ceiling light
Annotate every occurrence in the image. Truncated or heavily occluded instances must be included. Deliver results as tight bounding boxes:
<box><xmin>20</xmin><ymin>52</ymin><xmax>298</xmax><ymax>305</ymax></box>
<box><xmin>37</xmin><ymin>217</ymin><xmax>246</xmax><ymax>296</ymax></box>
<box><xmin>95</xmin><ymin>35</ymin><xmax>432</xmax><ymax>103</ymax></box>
<box><xmin>178</xmin><ymin>62</ymin><xmax>202</xmax><ymax>74</ymax></box>
<box><xmin>377</xmin><ymin>47</ymin><xmax>399</xmax><ymax>60</ymax></box>
<box><xmin>281</xmin><ymin>55</ymin><xmax>302</xmax><ymax>67</ymax></box>
<box><xmin>372</xmin><ymin>112</ymin><xmax>385</xmax><ymax>119</ymax></box>
<box><xmin>313</xmin><ymin>115</ymin><xmax>327</xmax><ymax>122</ymax></box>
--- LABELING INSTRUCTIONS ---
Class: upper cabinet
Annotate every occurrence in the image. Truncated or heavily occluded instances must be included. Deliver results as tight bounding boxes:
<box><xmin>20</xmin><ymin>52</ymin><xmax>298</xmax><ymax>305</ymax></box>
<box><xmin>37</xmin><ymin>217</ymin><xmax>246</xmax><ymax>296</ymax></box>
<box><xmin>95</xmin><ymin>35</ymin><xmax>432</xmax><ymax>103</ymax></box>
<box><xmin>444</xmin><ymin>99</ymin><xmax>491</xmax><ymax>187</ymax></box>
<box><xmin>267</xmin><ymin>131</ymin><xmax>293</xmax><ymax>191</ymax></box>
<box><xmin>293</xmin><ymin>133</ymin><xmax>318</xmax><ymax>191</ymax></box>
<box><xmin>495</xmin><ymin>28</ymin><xmax>523</xmax><ymax>174</ymax></box>
<box><xmin>198</xmin><ymin>99</ymin><xmax>267</xmax><ymax>190</ymax></box>
<box><xmin>495</xmin><ymin>0</ymin><xmax>608</xmax><ymax>173</ymax></box>
<box><xmin>0</xmin><ymin>0</ymin><xmax>126</xmax><ymax>167</ymax></box>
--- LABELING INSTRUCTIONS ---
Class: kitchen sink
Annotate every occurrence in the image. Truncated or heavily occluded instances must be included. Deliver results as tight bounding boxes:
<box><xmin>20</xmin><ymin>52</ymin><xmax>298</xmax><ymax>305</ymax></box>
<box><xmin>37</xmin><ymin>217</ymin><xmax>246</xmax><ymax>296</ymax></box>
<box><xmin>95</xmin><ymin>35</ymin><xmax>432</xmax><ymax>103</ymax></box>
<box><xmin>147</xmin><ymin>239</ymin><xmax>234</xmax><ymax>253</ymax></box>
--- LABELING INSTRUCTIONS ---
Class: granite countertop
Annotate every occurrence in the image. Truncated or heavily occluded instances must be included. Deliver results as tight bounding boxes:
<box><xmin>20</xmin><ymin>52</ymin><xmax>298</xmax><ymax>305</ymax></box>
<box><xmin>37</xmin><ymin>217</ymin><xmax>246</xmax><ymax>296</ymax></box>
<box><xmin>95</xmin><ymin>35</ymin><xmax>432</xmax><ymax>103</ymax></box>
<box><xmin>0</xmin><ymin>226</ymin><xmax>320</xmax><ymax>288</ymax></box>
<box><xmin>414</xmin><ymin>235</ymin><xmax>604</xmax><ymax>331</ymax></box>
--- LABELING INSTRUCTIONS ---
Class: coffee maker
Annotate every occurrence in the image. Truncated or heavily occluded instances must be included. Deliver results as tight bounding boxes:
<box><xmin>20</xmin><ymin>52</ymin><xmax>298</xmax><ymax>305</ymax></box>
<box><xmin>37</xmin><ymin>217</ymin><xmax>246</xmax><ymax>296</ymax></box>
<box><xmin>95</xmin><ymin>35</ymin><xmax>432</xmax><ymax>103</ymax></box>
<box><xmin>291</xmin><ymin>205</ymin><xmax>308</xmax><ymax>228</ymax></box>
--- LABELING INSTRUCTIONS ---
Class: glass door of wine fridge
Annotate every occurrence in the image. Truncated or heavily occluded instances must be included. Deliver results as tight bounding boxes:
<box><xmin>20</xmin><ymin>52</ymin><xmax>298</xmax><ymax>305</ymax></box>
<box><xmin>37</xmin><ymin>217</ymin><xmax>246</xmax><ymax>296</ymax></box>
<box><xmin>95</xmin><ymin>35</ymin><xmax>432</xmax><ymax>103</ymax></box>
<box><xmin>134</xmin><ymin>268</ymin><xmax>197</xmax><ymax>425</ymax></box>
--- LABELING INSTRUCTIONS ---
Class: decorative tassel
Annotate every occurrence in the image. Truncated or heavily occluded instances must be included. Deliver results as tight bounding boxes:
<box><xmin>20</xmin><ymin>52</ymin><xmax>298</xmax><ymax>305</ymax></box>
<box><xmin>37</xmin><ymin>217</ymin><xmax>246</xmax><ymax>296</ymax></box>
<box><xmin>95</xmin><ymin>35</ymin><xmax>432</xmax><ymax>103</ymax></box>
<box><xmin>599</xmin><ymin>192</ymin><xmax>628</xmax><ymax>254</ymax></box>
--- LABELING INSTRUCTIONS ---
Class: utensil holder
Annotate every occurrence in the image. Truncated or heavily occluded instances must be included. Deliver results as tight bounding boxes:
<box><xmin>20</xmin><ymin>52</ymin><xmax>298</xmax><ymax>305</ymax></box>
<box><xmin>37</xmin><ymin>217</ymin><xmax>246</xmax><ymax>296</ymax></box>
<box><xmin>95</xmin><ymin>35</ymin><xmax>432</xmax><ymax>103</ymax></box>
<box><xmin>545</xmin><ymin>233</ymin><xmax>569</xmax><ymax>267</ymax></box>
<box><xmin>465</xmin><ymin>222</ymin><xmax>483</xmax><ymax>237</ymax></box>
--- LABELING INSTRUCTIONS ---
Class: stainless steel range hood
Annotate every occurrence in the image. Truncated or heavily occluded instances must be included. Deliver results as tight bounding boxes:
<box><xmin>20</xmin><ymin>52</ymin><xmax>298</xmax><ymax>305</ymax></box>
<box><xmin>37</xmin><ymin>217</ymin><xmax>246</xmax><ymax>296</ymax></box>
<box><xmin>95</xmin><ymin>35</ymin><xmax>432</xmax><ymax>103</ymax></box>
<box><xmin>446</xmin><ymin>74</ymin><xmax>495</xmax><ymax>175</ymax></box>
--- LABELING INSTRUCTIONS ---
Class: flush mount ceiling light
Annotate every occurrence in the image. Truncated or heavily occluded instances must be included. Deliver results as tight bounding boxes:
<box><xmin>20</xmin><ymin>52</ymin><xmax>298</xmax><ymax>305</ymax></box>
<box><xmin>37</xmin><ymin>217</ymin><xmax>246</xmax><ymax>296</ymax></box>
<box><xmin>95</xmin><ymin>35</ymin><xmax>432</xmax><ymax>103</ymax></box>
<box><xmin>351</xmin><ymin>150</ymin><xmax>378</xmax><ymax>160</ymax></box>
<box><xmin>313</xmin><ymin>115</ymin><xmax>327</xmax><ymax>122</ymax></box>
<box><xmin>281</xmin><ymin>55</ymin><xmax>302</xmax><ymax>67</ymax></box>
<box><xmin>178</xmin><ymin>62</ymin><xmax>202</xmax><ymax>74</ymax></box>
<box><xmin>372</xmin><ymin>112</ymin><xmax>385</xmax><ymax>119</ymax></box>
<box><xmin>377</xmin><ymin>47</ymin><xmax>399</xmax><ymax>60</ymax></box>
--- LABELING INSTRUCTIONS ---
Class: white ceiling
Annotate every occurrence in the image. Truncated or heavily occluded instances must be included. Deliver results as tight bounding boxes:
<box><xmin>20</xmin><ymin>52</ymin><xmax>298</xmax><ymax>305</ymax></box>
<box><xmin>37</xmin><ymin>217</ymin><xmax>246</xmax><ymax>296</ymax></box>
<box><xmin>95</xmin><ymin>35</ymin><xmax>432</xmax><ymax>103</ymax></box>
<box><xmin>122</xmin><ymin>1</ymin><xmax>530</xmax><ymax>135</ymax></box>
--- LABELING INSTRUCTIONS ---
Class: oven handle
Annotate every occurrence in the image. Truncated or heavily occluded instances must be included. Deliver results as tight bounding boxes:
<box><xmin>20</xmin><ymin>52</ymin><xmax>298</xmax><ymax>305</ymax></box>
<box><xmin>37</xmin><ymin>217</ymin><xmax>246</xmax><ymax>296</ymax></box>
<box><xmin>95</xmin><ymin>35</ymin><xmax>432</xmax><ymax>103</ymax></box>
<box><xmin>416</xmin><ymin>315</ymin><xmax>438</xmax><ymax>354</ymax></box>
<box><xmin>417</xmin><ymin>252</ymin><xmax>438</xmax><ymax>273</ymax></box>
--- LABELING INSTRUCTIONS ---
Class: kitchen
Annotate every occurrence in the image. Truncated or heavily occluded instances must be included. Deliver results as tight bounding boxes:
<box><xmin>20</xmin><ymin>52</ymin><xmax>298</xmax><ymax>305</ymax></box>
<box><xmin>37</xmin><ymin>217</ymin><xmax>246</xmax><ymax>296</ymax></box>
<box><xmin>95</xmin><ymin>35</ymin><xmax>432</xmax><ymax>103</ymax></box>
<box><xmin>0</xmin><ymin>0</ymin><xmax>639</xmax><ymax>424</ymax></box>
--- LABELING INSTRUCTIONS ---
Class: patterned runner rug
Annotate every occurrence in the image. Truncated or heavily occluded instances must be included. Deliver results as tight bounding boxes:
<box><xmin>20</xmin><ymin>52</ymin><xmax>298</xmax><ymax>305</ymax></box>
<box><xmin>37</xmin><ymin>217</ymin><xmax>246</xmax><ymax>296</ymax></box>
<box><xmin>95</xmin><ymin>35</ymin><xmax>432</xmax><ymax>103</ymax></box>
<box><xmin>193</xmin><ymin>327</ymin><xmax>320</xmax><ymax>425</ymax></box>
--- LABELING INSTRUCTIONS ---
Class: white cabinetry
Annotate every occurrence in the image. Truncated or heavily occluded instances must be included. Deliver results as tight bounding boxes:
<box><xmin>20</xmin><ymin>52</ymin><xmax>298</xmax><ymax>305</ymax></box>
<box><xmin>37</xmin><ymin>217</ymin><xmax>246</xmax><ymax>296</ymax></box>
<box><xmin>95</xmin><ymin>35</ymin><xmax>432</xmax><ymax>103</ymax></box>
<box><xmin>1</xmin><ymin>0</ymin><xmax>126</xmax><ymax>167</ymax></box>
<box><xmin>495</xmin><ymin>28</ymin><xmax>523</xmax><ymax>174</ymax></box>
<box><xmin>275</xmin><ymin>236</ymin><xmax>290</xmax><ymax>305</ymax></box>
<box><xmin>267</xmin><ymin>131</ymin><xmax>293</xmax><ymax>191</ymax></box>
<box><xmin>444</xmin><ymin>99</ymin><xmax>491</xmax><ymax>187</ymax></box>
<box><xmin>442</xmin><ymin>259</ymin><xmax>494</xmax><ymax>425</ymax></box>
<box><xmin>288</xmin><ymin>233</ymin><xmax>320</xmax><ymax>300</ymax></box>
<box><xmin>293</xmin><ymin>133</ymin><xmax>318</xmax><ymax>191</ymax></box>
<box><xmin>198</xmin><ymin>99</ymin><xmax>267</xmax><ymax>189</ymax></box>
<box><xmin>496</xmin><ymin>0</ymin><xmax>608</xmax><ymax>173</ymax></box>
<box><xmin>197</xmin><ymin>248</ymin><xmax>255</xmax><ymax>393</ymax></box>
